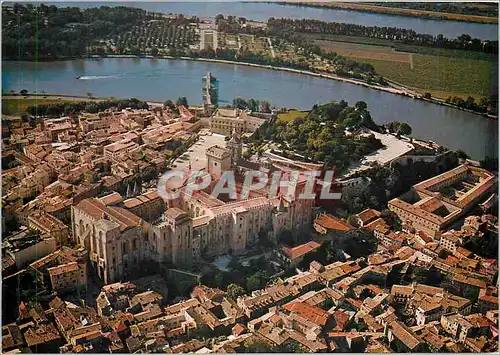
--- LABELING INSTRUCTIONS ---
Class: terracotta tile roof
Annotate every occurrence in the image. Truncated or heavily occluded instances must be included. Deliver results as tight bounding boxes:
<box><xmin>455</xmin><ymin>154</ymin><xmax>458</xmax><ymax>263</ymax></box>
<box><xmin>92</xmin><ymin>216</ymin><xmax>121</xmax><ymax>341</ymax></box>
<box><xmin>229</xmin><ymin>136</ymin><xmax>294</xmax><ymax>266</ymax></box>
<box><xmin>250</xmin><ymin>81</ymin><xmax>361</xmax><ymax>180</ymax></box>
<box><xmin>455</xmin><ymin>247</ymin><xmax>473</xmax><ymax>258</ymax></box>
<box><xmin>390</xmin><ymin>320</ymin><xmax>421</xmax><ymax>350</ymax></box>
<box><xmin>444</xmin><ymin>255</ymin><xmax>460</xmax><ymax>265</ymax></box>
<box><xmin>75</xmin><ymin>198</ymin><xmax>141</xmax><ymax>231</ymax></box>
<box><xmin>314</xmin><ymin>214</ymin><xmax>353</xmax><ymax>232</ymax></box>
<box><xmin>282</xmin><ymin>241</ymin><xmax>321</xmax><ymax>261</ymax></box>
<box><xmin>164</xmin><ymin>207</ymin><xmax>188</xmax><ymax>220</ymax></box>
<box><xmin>99</xmin><ymin>192</ymin><xmax>123</xmax><ymax>206</ymax></box>
<box><xmin>356</xmin><ymin>208</ymin><xmax>381</xmax><ymax>225</ymax></box>
<box><xmin>368</xmin><ymin>253</ymin><xmax>391</xmax><ymax>265</ymax></box>
<box><xmin>332</xmin><ymin>310</ymin><xmax>350</xmax><ymax>331</ymax></box>
<box><xmin>453</xmin><ymin>274</ymin><xmax>487</xmax><ymax>289</ymax></box>
<box><xmin>417</xmin><ymin>231</ymin><xmax>432</xmax><ymax>243</ymax></box>
<box><xmin>466</xmin><ymin>314</ymin><xmax>493</xmax><ymax>328</ymax></box>
<box><xmin>47</xmin><ymin>262</ymin><xmax>79</xmax><ymax>276</ymax></box>
<box><xmin>232</xmin><ymin>323</ymin><xmax>247</xmax><ymax>336</ymax></box>
<box><xmin>479</xmin><ymin>295</ymin><xmax>499</xmax><ymax>305</ymax></box>
<box><xmin>363</xmin><ymin>217</ymin><xmax>388</xmax><ymax>232</ymax></box>
<box><xmin>414</xmin><ymin>284</ymin><xmax>443</xmax><ymax>295</ymax></box>
<box><xmin>23</xmin><ymin>323</ymin><xmax>61</xmax><ymax>347</ymax></box>
<box><xmin>283</xmin><ymin>302</ymin><xmax>330</xmax><ymax>326</ymax></box>
<box><xmin>2</xmin><ymin>324</ymin><xmax>23</xmax><ymax>350</ymax></box>
<box><xmin>395</xmin><ymin>246</ymin><xmax>416</xmax><ymax>260</ymax></box>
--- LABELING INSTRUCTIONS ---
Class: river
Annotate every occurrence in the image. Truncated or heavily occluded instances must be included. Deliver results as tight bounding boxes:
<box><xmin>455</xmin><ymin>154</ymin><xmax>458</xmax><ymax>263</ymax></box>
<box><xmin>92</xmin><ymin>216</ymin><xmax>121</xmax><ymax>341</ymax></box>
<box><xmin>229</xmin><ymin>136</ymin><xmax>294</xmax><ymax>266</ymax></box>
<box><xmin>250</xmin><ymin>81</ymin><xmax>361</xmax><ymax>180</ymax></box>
<box><xmin>3</xmin><ymin>58</ymin><xmax>497</xmax><ymax>160</ymax></box>
<box><xmin>52</xmin><ymin>1</ymin><xmax>498</xmax><ymax>40</ymax></box>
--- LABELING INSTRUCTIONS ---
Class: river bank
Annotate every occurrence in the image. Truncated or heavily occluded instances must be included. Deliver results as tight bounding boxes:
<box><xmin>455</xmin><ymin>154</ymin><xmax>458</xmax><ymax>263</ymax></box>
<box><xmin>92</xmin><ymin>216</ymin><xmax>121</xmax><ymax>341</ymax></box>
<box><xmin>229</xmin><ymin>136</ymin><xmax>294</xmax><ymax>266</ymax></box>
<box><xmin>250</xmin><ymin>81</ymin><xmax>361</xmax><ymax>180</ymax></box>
<box><xmin>4</xmin><ymin>57</ymin><xmax>496</xmax><ymax>159</ymax></box>
<box><xmin>4</xmin><ymin>53</ymin><xmax>496</xmax><ymax>119</ymax></box>
<box><xmin>265</xmin><ymin>1</ymin><xmax>498</xmax><ymax>24</ymax></box>
<box><xmin>85</xmin><ymin>54</ymin><xmax>497</xmax><ymax>120</ymax></box>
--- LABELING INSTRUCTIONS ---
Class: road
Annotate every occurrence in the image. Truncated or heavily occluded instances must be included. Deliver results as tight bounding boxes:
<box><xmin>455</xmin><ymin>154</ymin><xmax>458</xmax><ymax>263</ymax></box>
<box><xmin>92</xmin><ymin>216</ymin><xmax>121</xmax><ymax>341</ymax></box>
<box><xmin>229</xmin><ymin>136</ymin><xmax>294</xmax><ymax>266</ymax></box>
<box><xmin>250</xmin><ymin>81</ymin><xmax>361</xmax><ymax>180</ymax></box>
<box><xmin>267</xmin><ymin>37</ymin><xmax>276</xmax><ymax>58</ymax></box>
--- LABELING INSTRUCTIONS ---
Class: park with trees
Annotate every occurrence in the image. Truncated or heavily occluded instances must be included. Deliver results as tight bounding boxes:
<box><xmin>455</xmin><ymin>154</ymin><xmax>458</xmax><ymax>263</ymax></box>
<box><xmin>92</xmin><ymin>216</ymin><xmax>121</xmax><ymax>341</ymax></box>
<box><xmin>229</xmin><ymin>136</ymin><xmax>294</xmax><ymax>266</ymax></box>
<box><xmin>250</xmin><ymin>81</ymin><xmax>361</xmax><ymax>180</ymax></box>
<box><xmin>251</xmin><ymin>100</ymin><xmax>392</xmax><ymax>171</ymax></box>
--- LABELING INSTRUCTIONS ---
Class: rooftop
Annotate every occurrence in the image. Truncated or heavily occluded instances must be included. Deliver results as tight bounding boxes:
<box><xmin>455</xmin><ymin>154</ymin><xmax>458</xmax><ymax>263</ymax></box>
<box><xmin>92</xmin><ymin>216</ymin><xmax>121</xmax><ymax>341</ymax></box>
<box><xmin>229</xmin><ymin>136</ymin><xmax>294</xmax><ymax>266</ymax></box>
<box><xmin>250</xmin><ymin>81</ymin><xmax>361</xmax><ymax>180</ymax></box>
<box><xmin>314</xmin><ymin>214</ymin><xmax>353</xmax><ymax>232</ymax></box>
<box><xmin>282</xmin><ymin>241</ymin><xmax>321</xmax><ymax>261</ymax></box>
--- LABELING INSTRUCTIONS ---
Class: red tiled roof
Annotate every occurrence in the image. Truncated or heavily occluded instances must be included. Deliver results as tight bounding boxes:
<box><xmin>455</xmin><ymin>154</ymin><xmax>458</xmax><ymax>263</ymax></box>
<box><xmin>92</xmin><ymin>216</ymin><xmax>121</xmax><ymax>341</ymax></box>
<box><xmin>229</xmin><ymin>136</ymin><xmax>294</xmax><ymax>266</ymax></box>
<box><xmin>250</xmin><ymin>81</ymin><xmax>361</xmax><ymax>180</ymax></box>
<box><xmin>283</xmin><ymin>301</ymin><xmax>330</xmax><ymax>326</ymax></box>
<box><xmin>232</xmin><ymin>324</ymin><xmax>246</xmax><ymax>336</ymax></box>
<box><xmin>363</xmin><ymin>218</ymin><xmax>388</xmax><ymax>232</ymax></box>
<box><xmin>453</xmin><ymin>274</ymin><xmax>487</xmax><ymax>289</ymax></box>
<box><xmin>282</xmin><ymin>241</ymin><xmax>321</xmax><ymax>261</ymax></box>
<box><xmin>417</xmin><ymin>231</ymin><xmax>432</xmax><ymax>243</ymax></box>
<box><xmin>314</xmin><ymin>214</ymin><xmax>353</xmax><ymax>232</ymax></box>
<box><xmin>75</xmin><ymin>198</ymin><xmax>141</xmax><ymax>231</ymax></box>
<box><xmin>332</xmin><ymin>310</ymin><xmax>350</xmax><ymax>331</ymax></box>
<box><xmin>356</xmin><ymin>209</ymin><xmax>380</xmax><ymax>224</ymax></box>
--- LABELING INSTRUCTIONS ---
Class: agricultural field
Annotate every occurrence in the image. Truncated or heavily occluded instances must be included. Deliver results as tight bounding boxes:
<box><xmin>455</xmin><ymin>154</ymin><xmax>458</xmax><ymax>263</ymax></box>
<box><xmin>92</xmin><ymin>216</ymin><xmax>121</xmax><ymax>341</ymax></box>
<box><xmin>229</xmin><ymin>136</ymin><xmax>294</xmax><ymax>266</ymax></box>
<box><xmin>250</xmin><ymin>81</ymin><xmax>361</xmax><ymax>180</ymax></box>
<box><xmin>362</xmin><ymin>55</ymin><xmax>497</xmax><ymax>100</ymax></box>
<box><xmin>2</xmin><ymin>98</ymin><xmax>62</xmax><ymax>116</ymax></box>
<box><xmin>305</xmin><ymin>33</ymin><xmax>498</xmax><ymax>100</ymax></box>
<box><xmin>280</xmin><ymin>2</ymin><xmax>498</xmax><ymax>23</ymax></box>
<box><xmin>277</xmin><ymin>109</ymin><xmax>309</xmax><ymax>122</ymax></box>
<box><xmin>312</xmin><ymin>39</ymin><xmax>411</xmax><ymax>63</ymax></box>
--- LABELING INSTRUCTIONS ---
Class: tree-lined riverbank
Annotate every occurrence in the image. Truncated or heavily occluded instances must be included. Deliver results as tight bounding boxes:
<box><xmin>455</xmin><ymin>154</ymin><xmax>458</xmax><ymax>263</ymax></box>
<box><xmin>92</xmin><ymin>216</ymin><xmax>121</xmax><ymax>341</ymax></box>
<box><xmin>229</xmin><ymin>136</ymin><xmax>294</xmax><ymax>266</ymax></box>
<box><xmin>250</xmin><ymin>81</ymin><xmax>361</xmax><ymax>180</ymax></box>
<box><xmin>3</xmin><ymin>58</ymin><xmax>497</xmax><ymax>159</ymax></box>
<box><xmin>266</xmin><ymin>1</ymin><xmax>498</xmax><ymax>24</ymax></box>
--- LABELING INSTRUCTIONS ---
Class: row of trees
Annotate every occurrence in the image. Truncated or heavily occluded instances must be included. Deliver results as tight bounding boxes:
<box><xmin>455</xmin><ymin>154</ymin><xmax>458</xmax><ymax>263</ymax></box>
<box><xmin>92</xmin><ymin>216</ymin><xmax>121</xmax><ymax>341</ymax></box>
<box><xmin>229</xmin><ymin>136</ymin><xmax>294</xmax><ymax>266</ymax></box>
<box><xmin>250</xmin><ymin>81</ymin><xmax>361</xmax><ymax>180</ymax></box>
<box><xmin>232</xmin><ymin>97</ymin><xmax>272</xmax><ymax>113</ymax></box>
<box><xmin>445</xmin><ymin>94</ymin><xmax>498</xmax><ymax>116</ymax></box>
<box><xmin>267</xmin><ymin>18</ymin><xmax>498</xmax><ymax>54</ymax></box>
<box><xmin>384</xmin><ymin>121</ymin><xmax>412</xmax><ymax>136</ymax></box>
<box><xmin>373</xmin><ymin>2</ymin><xmax>498</xmax><ymax>18</ymax></box>
<box><xmin>165</xmin><ymin>44</ymin><xmax>378</xmax><ymax>83</ymax></box>
<box><xmin>109</xmin><ymin>16</ymin><xmax>196</xmax><ymax>54</ymax></box>
<box><xmin>25</xmin><ymin>98</ymin><xmax>149</xmax><ymax>117</ymax></box>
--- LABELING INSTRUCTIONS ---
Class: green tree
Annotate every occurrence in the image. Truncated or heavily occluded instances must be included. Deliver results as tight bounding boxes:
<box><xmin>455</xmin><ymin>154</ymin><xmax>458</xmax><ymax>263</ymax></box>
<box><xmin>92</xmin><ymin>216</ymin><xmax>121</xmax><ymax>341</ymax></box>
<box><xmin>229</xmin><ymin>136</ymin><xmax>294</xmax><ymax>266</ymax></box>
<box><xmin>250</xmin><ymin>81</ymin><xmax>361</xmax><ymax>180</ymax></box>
<box><xmin>386</xmin><ymin>121</ymin><xmax>400</xmax><ymax>133</ymax></box>
<box><xmin>233</xmin><ymin>97</ymin><xmax>248</xmax><ymax>109</ymax></box>
<box><xmin>259</xmin><ymin>100</ymin><xmax>271</xmax><ymax>113</ymax></box>
<box><xmin>246</xmin><ymin>271</ymin><xmax>268</xmax><ymax>292</ymax></box>
<box><xmin>355</xmin><ymin>100</ymin><xmax>367</xmax><ymax>111</ymax></box>
<box><xmin>397</xmin><ymin>122</ymin><xmax>412</xmax><ymax>136</ymax></box>
<box><xmin>347</xmin><ymin>215</ymin><xmax>359</xmax><ymax>227</ymax></box>
<box><xmin>480</xmin><ymin>156</ymin><xmax>498</xmax><ymax>172</ymax></box>
<box><xmin>151</xmin><ymin>47</ymin><xmax>159</xmax><ymax>56</ymax></box>
<box><xmin>438</xmin><ymin>249</ymin><xmax>451</xmax><ymax>259</ymax></box>
<box><xmin>176</xmin><ymin>97</ymin><xmax>188</xmax><ymax>107</ymax></box>
<box><xmin>244</xmin><ymin>340</ymin><xmax>274</xmax><ymax>353</ymax></box>
<box><xmin>455</xmin><ymin>150</ymin><xmax>470</xmax><ymax>160</ymax></box>
<box><xmin>381</xmin><ymin>209</ymin><xmax>402</xmax><ymax>231</ymax></box>
<box><xmin>227</xmin><ymin>283</ymin><xmax>245</xmax><ymax>299</ymax></box>
<box><xmin>277</xmin><ymin>229</ymin><xmax>294</xmax><ymax>246</ymax></box>
<box><xmin>163</xmin><ymin>100</ymin><xmax>174</xmax><ymax>109</ymax></box>
<box><xmin>275</xmin><ymin>339</ymin><xmax>303</xmax><ymax>353</ymax></box>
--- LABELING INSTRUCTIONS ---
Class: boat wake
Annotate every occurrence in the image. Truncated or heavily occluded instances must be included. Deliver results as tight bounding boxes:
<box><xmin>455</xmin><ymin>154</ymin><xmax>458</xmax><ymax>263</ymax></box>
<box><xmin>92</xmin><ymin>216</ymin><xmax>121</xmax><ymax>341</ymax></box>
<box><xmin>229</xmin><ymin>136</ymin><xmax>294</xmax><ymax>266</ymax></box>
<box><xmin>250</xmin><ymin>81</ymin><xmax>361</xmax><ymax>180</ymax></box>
<box><xmin>77</xmin><ymin>75</ymin><xmax>117</xmax><ymax>80</ymax></box>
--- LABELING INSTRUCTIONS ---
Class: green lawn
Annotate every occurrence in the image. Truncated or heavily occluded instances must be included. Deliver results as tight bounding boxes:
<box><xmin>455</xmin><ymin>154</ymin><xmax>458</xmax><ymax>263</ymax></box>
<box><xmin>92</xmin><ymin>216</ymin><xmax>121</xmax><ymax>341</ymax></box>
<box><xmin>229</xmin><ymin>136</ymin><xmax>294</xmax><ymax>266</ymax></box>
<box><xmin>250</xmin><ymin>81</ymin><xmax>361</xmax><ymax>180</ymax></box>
<box><xmin>2</xmin><ymin>98</ymin><xmax>62</xmax><ymax>116</ymax></box>
<box><xmin>362</xmin><ymin>55</ymin><xmax>498</xmax><ymax>100</ymax></box>
<box><xmin>278</xmin><ymin>109</ymin><xmax>309</xmax><ymax>122</ymax></box>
